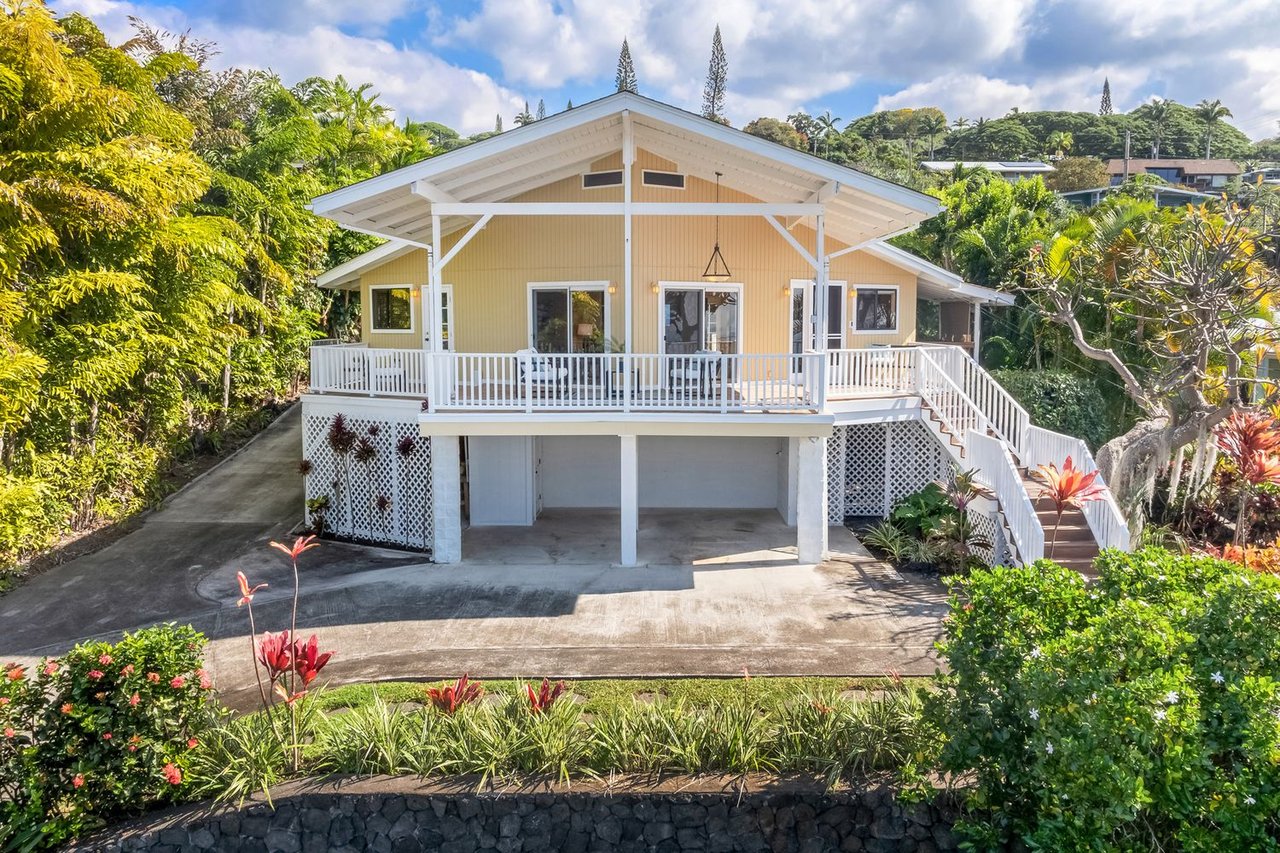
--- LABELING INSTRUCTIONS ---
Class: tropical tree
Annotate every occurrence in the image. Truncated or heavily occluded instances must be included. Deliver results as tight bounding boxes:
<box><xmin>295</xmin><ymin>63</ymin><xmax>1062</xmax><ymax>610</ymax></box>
<box><xmin>815</xmin><ymin>110</ymin><xmax>841</xmax><ymax>155</ymax></box>
<box><xmin>919</xmin><ymin>113</ymin><xmax>947</xmax><ymax>159</ymax></box>
<box><xmin>514</xmin><ymin>102</ymin><xmax>534</xmax><ymax>126</ymax></box>
<box><xmin>1195</xmin><ymin>98</ymin><xmax>1232</xmax><ymax>159</ymax></box>
<box><xmin>615</xmin><ymin>38</ymin><xmax>637</xmax><ymax>93</ymax></box>
<box><xmin>701</xmin><ymin>24</ymin><xmax>727</xmax><ymax>122</ymax></box>
<box><xmin>1147</xmin><ymin>98</ymin><xmax>1172</xmax><ymax>159</ymax></box>
<box><xmin>1046</xmin><ymin>130</ymin><xmax>1074</xmax><ymax>159</ymax></box>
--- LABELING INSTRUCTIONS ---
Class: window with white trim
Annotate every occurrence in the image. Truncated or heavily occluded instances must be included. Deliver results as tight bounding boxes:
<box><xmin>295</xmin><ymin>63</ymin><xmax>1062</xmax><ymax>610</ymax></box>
<box><xmin>660</xmin><ymin>284</ymin><xmax>740</xmax><ymax>354</ymax></box>
<box><xmin>853</xmin><ymin>287</ymin><xmax>898</xmax><ymax>332</ymax></box>
<box><xmin>370</xmin><ymin>285</ymin><xmax>414</xmax><ymax>332</ymax></box>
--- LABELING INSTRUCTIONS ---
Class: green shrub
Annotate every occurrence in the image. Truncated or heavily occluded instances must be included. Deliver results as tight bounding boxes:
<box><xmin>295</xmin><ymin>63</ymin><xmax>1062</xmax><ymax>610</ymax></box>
<box><xmin>0</xmin><ymin>624</ymin><xmax>215</xmax><ymax>848</ymax></box>
<box><xmin>888</xmin><ymin>483</ymin><xmax>957</xmax><ymax>539</ymax></box>
<box><xmin>934</xmin><ymin>549</ymin><xmax>1280</xmax><ymax>850</ymax></box>
<box><xmin>990</xmin><ymin>368</ymin><xmax>1113</xmax><ymax>449</ymax></box>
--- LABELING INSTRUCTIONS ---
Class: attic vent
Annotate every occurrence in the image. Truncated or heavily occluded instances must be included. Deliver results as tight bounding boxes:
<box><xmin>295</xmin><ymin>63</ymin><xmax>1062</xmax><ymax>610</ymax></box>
<box><xmin>582</xmin><ymin>170</ymin><xmax>623</xmax><ymax>188</ymax></box>
<box><xmin>643</xmin><ymin>170</ymin><xmax>685</xmax><ymax>188</ymax></box>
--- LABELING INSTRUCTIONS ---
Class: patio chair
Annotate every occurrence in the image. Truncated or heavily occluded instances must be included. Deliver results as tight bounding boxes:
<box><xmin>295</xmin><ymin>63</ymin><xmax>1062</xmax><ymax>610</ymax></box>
<box><xmin>668</xmin><ymin>349</ymin><xmax>718</xmax><ymax>396</ymax></box>
<box><xmin>516</xmin><ymin>348</ymin><xmax>568</xmax><ymax>389</ymax></box>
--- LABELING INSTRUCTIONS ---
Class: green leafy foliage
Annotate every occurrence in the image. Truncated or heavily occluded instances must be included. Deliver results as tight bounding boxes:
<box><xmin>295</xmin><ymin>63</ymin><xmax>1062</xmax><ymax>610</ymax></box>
<box><xmin>0</xmin><ymin>624</ymin><xmax>215</xmax><ymax>848</ymax></box>
<box><xmin>934</xmin><ymin>549</ymin><xmax>1280</xmax><ymax>850</ymax></box>
<box><xmin>888</xmin><ymin>483</ymin><xmax>957</xmax><ymax>539</ymax></box>
<box><xmin>990</xmin><ymin>368</ymin><xmax>1116</xmax><ymax>449</ymax></box>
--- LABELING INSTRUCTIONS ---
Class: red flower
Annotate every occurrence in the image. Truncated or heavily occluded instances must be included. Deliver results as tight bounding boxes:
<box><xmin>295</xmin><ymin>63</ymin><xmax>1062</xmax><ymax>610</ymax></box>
<box><xmin>6</xmin><ymin>665</ymin><xmax>24</xmax><ymax>681</ymax></box>
<box><xmin>0</xmin><ymin>697</ymin><xmax>8</xmax><ymax>706</ymax></box>
<box><xmin>187</xmin><ymin>738</ymin><xmax>199</xmax><ymax>749</ymax></box>
<box><xmin>235</xmin><ymin>571</ymin><xmax>267</xmax><ymax>607</ymax></box>
<box><xmin>128</xmin><ymin>735</ymin><xmax>141</xmax><ymax>752</ymax></box>
<box><xmin>72</xmin><ymin>774</ymin><xmax>84</xmax><ymax>789</ymax></box>
<box><xmin>4</xmin><ymin>727</ymin><xmax>14</xmax><ymax>738</ymax></box>
<box><xmin>43</xmin><ymin>661</ymin><xmax>58</xmax><ymax>676</ymax></box>
<box><xmin>60</xmin><ymin>703</ymin><xmax>73</xmax><ymax>715</ymax></box>
<box><xmin>129</xmin><ymin>693</ymin><xmax>140</xmax><ymax>708</ymax></box>
<box><xmin>102</xmin><ymin>732</ymin><xmax>112</xmax><ymax>740</ymax></box>
<box><xmin>291</xmin><ymin>634</ymin><xmax>334</xmax><ymax>687</ymax></box>
<box><xmin>199</xmin><ymin>674</ymin><xmax>212</xmax><ymax>690</ymax></box>
<box><xmin>256</xmin><ymin>631</ymin><xmax>293</xmax><ymax>681</ymax></box>
<box><xmin>525</xmin><ymin>678</ymin><xmax>567</xmax><ymax>714</ymax></box>
<box><xmin>87</xmin><ymin>670</ymin><xmax>104</xmax><ymax>681</ymax></box>
<box><xmin>426</xmin><ymin>674</ymin><xmax>484</xmax><ymax>715</ymax></box>
<box><xmin>146</xmin><ymin>672</ymin><xmax>160</xmax><ymax>683</ymax></box>
<box><xmin>121</xmin><ymin>664</ymin><xmax>134</xmax><ymax>676</ymax></box>
<box><xmin>170</xmin><ymin>676</ymin><xmax>186</xmax><ymax>689</ymax></box>
<box><xmin>98</xmin><ymin>654</ymin><xmax>113</xmax><ymax>666</ymax></box>
<box><xmin>269</xmin><ymin>535</ymin><xmax>320</xmax><ymax>564</ymax></box>
<box><xmin>162</xmin><ymin>763</ymin><xmax>182</xmax><ymax>785</ymax></box>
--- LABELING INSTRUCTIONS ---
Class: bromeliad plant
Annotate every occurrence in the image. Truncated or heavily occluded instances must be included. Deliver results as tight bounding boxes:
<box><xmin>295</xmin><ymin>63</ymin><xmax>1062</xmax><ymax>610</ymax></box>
<box><xmin>234</xmin><ymin>535</ymin><xmax>334</xmax><ymax>772</ymax></box>
<box><xmin>425</xmin><ymin>674</ymin><xmax>485</xmax><ymax>714</ymax></box>
<box><xmin>1030</xmin><ymin>456</ymin><xmax>1108</xmax><ymax>558</ymax></box>
<box><xmin>525</xmin><ymin>678</ymin><xmax>567</xmax><ymax>714</ymax></box>
<box><xmin>1213</xmin><ymin>409</ymin><xmax>1280</xmax><ymax>545</ymax></box>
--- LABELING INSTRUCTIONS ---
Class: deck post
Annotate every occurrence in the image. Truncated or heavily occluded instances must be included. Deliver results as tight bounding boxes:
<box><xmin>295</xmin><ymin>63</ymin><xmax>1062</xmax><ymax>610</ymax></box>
<box><xmin>815</xmin><ymin>213</ymin><xmax>827</xmax><ymax>355</ymax></box>
<box><xmin>430</xmin><ymin>434</ymin><xmax>463</xmax><ymax>563</ymax></box>
<box><xmin>620</xmin><ymin>433</ymin><xmax>639</xmax><ymax>566</ymax></box>
<box><xmin>622</xmin><ymin>111</ymin><xmax>634</xmax><ymax>410</ymax></box>
<box><xmin>796</xmin><ymin>435</ymin><xmax>828</xmax><ymax>564</ymax></box>
<box><xmin>972</xmin><ymin>302</ymin><xmax>982</xmax><ymax>364</ymax></box>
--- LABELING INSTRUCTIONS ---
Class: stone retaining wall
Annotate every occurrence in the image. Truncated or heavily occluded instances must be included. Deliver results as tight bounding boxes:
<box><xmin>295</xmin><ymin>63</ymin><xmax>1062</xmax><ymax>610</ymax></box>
<box><xmin>77</xmin><ymin>775</ymin><xmax>960</xmax><ymax>853</ymax></box>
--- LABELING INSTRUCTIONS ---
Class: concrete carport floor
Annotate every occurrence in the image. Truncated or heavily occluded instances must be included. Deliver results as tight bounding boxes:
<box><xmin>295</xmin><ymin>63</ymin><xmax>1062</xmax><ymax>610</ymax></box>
<box><xmin>0</xmin><ymin>410</ymin><xmax>948</xmax><ymax>711</ymax></box>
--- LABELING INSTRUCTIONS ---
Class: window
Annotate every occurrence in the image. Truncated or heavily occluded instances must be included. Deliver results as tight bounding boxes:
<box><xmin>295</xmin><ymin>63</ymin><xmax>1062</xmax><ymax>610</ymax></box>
<box><xmin>582</xmin><ymin>170</ymin><xmax>622</xmax><ymax>189</ymax></box>
<box><xmin>529</xmin><ymin>283</ymin><xmax>609</xmax><ymax>352</ymax></box>
<box><xmin>370</xmin><ymin>285</ymin><xmax>413</xmax><ymax>332</ymax></box>
<box><xmin>660</xmin><ymin>285</ymin><xmax>740</xmax><ymax>354</ymax></box>
<box><xmin>789</xmin><ymin>281</ymin><xmax>845</xmax><ymax>352</ymax></box>
<box><xmin>642</xmin><ymin>170</ymin><xmax>685</xmax><ymax>189</ymax></box>
<box><xmin>424</xmin><ymin>285</ymin><xmax>453</xmax><ymax>350</ymax></box>
<box><xmin>853</xmin><ymin>287</ymin><xmax>898</xmax><ymax>333</ymax></box>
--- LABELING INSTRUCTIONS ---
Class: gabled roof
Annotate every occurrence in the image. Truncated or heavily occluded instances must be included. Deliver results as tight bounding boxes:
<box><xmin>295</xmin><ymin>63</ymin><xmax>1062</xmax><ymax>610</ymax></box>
<box><xmin>862</xmin><ymin>242</ymin><xmax>1015</xmax><ymax>305</ymax></box>
<box><xmin>309</xmin><ymin>92</ymin><xmax>941</xmax><ymax>250</ymax></box>
<box><xmin>1105</xmin><ymin>158</ymin><xmax>1240</xmax><ymax>176</ymax></box>
<box><xmin>317</xmin><ymin>240</ymin><xmax>414</xmax><ymax>289</ymax></box>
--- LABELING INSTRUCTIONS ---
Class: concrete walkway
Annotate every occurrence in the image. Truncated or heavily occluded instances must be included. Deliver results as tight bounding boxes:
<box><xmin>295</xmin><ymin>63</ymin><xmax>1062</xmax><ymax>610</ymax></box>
<box><xmin>0</xmin><ymin>409</ymin><xmax>948</xmax><ymax>708</ymax></box>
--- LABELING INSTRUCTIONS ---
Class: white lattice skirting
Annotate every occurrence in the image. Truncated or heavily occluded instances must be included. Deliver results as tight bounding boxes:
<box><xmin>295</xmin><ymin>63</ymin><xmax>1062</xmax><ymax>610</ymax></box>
<box><xmin>301</xmin><ymin>398</ymin><xmax>433</xmax><ymax>551</ymax></box>
<box><xmin>826</xmin><ymin>420</ymin><xmax>952</xmax><ymax>523</ymax></box>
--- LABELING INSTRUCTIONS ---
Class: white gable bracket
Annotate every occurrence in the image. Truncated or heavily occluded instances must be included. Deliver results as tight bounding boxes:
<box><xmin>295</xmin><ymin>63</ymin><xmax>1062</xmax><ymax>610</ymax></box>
<box><xmin>763</xmin><ymin>216</ymin><xmax>819</xmax><ymax>272</ymax></box>
<box><xmin>410</xmin><ymin>180</ymin><xmax>461</xmax><ymax>204</ymax></box>
<box><xmin>436</xmin><ymin>214</ymin><xmax>493</xmax><ymax>271</ymax></box>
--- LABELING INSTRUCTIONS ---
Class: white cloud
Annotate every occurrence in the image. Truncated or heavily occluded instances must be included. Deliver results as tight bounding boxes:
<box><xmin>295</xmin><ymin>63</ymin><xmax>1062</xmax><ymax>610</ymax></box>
<box><xmin>54</xmin><ymin>0</ymin><xmax>522</xmax><ymax>134</ymax></box>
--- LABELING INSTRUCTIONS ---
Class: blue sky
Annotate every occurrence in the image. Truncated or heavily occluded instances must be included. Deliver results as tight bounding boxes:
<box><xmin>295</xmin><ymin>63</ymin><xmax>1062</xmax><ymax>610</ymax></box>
<box><xmin>59</xmin><ymin>0</ymin><xmax>1280</xmax><ymax>140</ymax></box>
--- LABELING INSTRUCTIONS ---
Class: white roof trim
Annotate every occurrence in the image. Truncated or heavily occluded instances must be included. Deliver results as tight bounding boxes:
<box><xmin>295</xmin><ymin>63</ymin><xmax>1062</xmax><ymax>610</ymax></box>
<box><xmin>316</xmin><ymin>241</ymin><xmax>416</xmax><ymax>289</ymax></box>
<box><xmin>861</xmin><ymin>241</ymin><xmax>1015</xmax><ymax>305</ymax></box>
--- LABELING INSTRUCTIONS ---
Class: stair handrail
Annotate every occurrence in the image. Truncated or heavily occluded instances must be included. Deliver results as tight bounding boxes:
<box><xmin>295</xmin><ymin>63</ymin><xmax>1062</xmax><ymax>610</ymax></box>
<box><xmin>967</xmin><ymin>429</ymin><xmax>1045</xmax><ymax>563</ymax></box>
<box><xmin>1023</xmin><ymin>425</ymin><xmax>1131</xmax><ymax>552</ymax></box>
<box><xmin>915</xmin><ymin>348</ymin><xmax>990</xmax><ymax>450</ymax></box>
<box><xmin>917</xmin><ymin>344</ymin><xmax>1031</xmax><ymax>455</ymax></box>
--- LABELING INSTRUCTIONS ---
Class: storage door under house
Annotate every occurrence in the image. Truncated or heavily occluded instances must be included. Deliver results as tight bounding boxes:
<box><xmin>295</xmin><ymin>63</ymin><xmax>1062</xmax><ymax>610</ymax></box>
<box><xmin>466</xmin><ymin>436</ymin><xmax>537</xmax><ymax>525</ymax></box>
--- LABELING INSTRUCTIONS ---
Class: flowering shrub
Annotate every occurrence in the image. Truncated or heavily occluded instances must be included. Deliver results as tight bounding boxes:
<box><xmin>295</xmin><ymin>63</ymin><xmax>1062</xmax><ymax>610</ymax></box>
<box><xmin>0</xmin><ymin>624</ymin><xmax>213</xmax><ymax>848</ymax></box>
<box><xmin>1204</xmin><ymin>536</ymin><xmax>1280</xmax><ymax>574</ymax></box>
<box><xmin>426</xmin><ymin>674</ymin><xmax>484</xmax><ymax>714</ymax></box>
<box><xmin>934</xmin><ymin>548</ymin><xmax>1280</xmax><ymax>850</ymax></box>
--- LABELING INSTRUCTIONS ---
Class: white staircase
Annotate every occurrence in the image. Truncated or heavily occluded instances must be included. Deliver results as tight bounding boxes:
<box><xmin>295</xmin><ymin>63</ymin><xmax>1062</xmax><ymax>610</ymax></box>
<box><xmin>908</xmin><ymin>346</ymin><xmax>1130</xmax><ymax>566</ymax></box>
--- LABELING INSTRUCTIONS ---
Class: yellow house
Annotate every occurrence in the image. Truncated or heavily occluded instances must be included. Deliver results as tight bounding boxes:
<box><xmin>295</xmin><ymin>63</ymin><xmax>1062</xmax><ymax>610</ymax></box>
<box><xmin>301</xmin><ymin>92</ymin><xmax>1125</xmax><ymax>571</ymax></box>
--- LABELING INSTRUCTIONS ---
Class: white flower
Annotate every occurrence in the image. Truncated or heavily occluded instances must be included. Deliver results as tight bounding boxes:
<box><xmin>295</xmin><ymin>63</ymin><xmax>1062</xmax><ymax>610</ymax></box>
<box><xmin>1154</xmin><ymin>709</ymin><xmax>1167</xmax><ymax>721</ymax></box>
<box><xmin>1029</xmin><ymin>708</ymin><xmax>1040</xmax><ymax>721</ymax></box>
<box><xmin>1244</xmin><ymin>796</ymin><xmax>1256</xmax><ymax>806</ymax></box>
<box><xmin>1045</xmin><ymin>742</ymin><xmax>1054</xmax><ymax>755</ymax></box>
<box><xmin>1030</xmin><ymin>647</ymin><xmax>1043</xmax><ymax>659</ymax></box>
<box><xmin>1211</xmin><ymin>672</ymin><xmax>1225</xmax><ymax>685</ymax></box>
<box><xmin>1165</xmin><ymin>691</ymin><xmax>1180</xmax><ymax>705</ymax></box>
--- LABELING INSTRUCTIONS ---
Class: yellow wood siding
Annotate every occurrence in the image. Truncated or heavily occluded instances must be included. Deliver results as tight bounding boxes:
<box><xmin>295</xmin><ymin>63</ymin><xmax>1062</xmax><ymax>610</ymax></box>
<box><xmin>349</xmin><ymin>148</ymin><xmax>918</xmax><ymax>353</ymax></box>
<box><xmin>360</xmin><ymin>251</ymin><xmax>428</xmax><ymax>349</ymax></box>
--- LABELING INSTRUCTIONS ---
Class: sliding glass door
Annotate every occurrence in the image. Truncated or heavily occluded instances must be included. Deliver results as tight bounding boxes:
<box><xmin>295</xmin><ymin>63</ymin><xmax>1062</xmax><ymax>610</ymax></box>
<box><xmin>661</xmin><ymin>285</ymin><xmax>740</xmax><ymax>355</ymax></box>
<box><xmin>530</xmin><ymin>284</ymin><xmax>607</xmax><ymax>353</ymax></box>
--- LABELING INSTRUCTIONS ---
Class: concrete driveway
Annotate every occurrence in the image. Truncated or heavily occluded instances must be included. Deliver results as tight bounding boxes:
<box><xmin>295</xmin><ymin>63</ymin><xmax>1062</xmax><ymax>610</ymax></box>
<box><xmin>0</xmin><ymin>408</ymin><xmax>948</xmax><ymax>708</ymax></box>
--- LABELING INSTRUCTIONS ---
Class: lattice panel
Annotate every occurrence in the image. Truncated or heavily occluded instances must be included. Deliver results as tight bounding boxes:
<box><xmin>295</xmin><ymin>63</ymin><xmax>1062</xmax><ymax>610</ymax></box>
<box><xmin>966</xmin><ymin>508</ymin><xmax>1015</xmax><ymax>567</ymax></box>
<box><xmin>301</xmin><ymin>407</ymin><xmax>432</xmax><ymax>551</ymax></box>
<box><xmin>824</xmin><ymin>422</ymin><xmax>885</xmax><ymax>522</ymax></box>
<box><xmin>828</xmin><ymin>420</ymin><xmax>952</xmax><ymax>523</ymax></box>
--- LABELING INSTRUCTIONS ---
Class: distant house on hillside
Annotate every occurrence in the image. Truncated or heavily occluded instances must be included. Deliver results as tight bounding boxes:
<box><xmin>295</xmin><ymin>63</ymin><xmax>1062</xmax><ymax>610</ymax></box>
<box><xmin>1059</xmin><ymin>184</ymin><xmax>1216</xmax><ymax>209</ymax></box>
<box><xmin>1242</xmin><ymin>166</ymin><xmax>1280</xmax><ymax>186</ymax></box>
<box><xmin>919</xmin><ymin>161</ymin><xmax>1055</xmax><ymax>182</ymax></box>
<box><xmin>1105</xmin><ymin>159</ymin><xmax>1240</xmax><ymax>191</ymax></box>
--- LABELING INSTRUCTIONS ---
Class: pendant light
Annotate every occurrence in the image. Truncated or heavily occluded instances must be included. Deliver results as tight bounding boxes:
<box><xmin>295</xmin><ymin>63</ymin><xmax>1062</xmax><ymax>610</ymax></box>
<box><xmin>702</xmin><ymin>171</ymin><xmax>731</xmax><ymax>282</ymax></box>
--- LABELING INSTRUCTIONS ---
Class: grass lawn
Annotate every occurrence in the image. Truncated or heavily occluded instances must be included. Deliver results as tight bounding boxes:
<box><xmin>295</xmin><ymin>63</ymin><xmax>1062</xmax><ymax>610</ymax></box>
<box><xmin>317</xmin><ymin>675</ymin><xmax>922</xmax><ymax>715</ymax></box>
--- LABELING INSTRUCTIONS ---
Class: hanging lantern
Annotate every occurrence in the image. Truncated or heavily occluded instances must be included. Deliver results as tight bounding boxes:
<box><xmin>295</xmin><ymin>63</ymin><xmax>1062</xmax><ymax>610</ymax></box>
<box><xmin>702</xmin><ymin>171</ymin><xmax>731</xmax><ymax>282</ymax></box>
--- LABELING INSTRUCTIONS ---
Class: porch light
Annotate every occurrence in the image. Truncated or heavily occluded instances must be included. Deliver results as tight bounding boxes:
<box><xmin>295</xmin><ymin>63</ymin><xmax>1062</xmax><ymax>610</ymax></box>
<box><xmin>607</xmin><ymin>284</ymin><xmax>617</xmax><ymax>295</ymax></box>
<box><xmin>702</xmin><ymin>171</ymin><xmax>731</xmax><ymax>282</ymax></box>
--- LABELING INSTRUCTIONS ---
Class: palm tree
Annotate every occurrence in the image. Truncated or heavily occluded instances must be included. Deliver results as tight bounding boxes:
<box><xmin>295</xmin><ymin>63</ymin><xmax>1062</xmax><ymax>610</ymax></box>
<box><xmin>513</xmin><ymin>102</ymin><xmax>535</xmax><ymax>126</ymax></box>
<box><xmin>1195</xmin><ymin>98</ymin><xmax>1232</xmax><ymax>158</ymax></box>
<box><xmin>815</xmin><ymin>110</ymin><xmax>841</xmax><ymax>155</ymax></box>
<box><xmin>952</xmin><ymin>117</ymin><xmax>969</xmax><ymax>130</ymax></box>
<box><xmin>1047</xmin><ymin>130</ymin><xmax>1073</xmax><ymax>159</ymax></box>
<box><xmin>919</xmin><ymin>114</ymin><xmax>946</xmax><ymax>159</ymax></box>
<box><xmin>1147</xmin><ymin>98</ymin><xmax>1172</xmax><ymax>159</ymax></box>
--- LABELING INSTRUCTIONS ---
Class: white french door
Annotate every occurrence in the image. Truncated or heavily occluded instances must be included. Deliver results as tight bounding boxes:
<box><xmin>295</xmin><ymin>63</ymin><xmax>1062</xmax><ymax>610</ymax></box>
<box><xmin>789</xmin><ymin>279</ymin><xmax>846</xmax><ymax>354</ymax></box>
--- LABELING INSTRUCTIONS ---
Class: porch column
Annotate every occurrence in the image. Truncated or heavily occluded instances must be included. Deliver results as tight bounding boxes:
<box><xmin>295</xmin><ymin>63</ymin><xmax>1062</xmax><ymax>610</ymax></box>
<box><xmin>796</xmin><ymin>435</ymin><xmax>828</xmax><ymax>564</ymax></box>
<box><xmin>620</xmin><ymin>434</ymin><xmax>639</xmax><ymax>566</ymax></box>
<box><xmin>814</xmin><ymin>213</ymin><xmax>827</xmax><ymax>353</ymax></box>
<box><xmin>431</xmin><ymin>434</ymin><xmax>463</xmax><ymax>563</ymax></box>
<box><xmin>972</xmin><ymin>302</ymin><xmax>983</xmax><ymax>363</ymax></box>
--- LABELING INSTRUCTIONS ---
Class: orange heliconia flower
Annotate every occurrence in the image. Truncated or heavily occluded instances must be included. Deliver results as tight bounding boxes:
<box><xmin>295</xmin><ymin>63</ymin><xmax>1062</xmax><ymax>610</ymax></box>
<box><xmin>269</xmin><ymin>535</ymin><xmax>319</xmax><ymax>563</ymax></box>
<box><xmin>235</xmin><ymin>571</ymin><xmax>268</xmax><ymax>607</ymax></box>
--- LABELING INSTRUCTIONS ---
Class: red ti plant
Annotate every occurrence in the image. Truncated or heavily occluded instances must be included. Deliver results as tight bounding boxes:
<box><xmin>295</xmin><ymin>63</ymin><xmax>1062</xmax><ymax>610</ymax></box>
<box><xmin>426</xmin><ymin>674</ymin><xmax>484</xmax><ymax>714</ymax></box>
<box><xmin>1214</xmin><ymin>409</ymin><xmax>1280</xmax><ymax>545</ymax></box>
<box><xmin>233</xmin><ymin>536</ymin><xmax>333</xmax><ymax>773</ymax></box>
<box><xmin>525</xmin><ymin>678</ymin><xmax>567</xmax><ymax>714</ymax></box>
<box><xmin>1031</xmin><ymin>456</ymin><xmax>1109</xmax><ymax>558</ymax></box>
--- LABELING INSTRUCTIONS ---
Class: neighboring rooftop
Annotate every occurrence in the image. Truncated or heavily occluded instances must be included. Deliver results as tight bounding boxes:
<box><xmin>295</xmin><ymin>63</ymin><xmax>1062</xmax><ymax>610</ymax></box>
<box><xmin>919</xmin><ymin>160</ymin><xmax>1055</xmax><ymax>175</ymax></box>
<box><xmin>1058</xmin><ymin>184</ymin><xmax>1217</xmax><ymax>209</ymax></box>
<box><xmin>1104</xmin><ymin>158</ymin><xmax>1241</xmax><ymax>177</ymax></box>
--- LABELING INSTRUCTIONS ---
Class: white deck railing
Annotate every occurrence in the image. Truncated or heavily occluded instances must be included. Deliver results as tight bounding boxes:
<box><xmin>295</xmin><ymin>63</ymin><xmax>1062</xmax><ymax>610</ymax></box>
<box><xmin>310</xmin><ymin>347</ymin><xmax>825</xmax><ymax>413</ymax></box>
<box><xmin>968</xmin><ymin>430</ymin><xmax>1045</xmax><ymax>563</ymax></box>
<box><xmin>918</xmin><ymin>345</ymin><xmax>1031</xmax><ymax>454</ymax></box>
<box><xmin>1022</xmin><ymin>426</ymin><xmax>1132</xmax><ymax>551</ymax></box>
